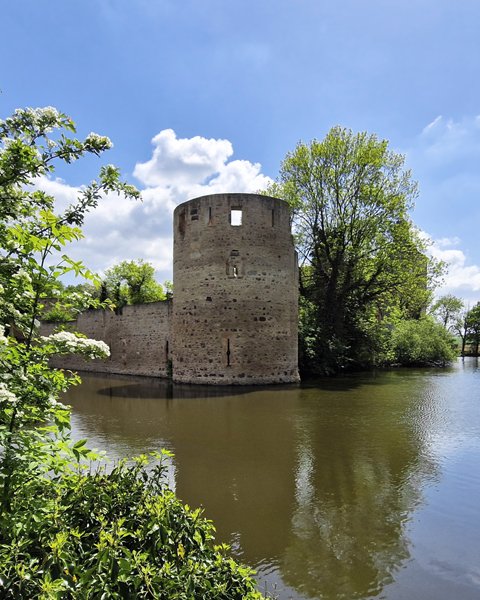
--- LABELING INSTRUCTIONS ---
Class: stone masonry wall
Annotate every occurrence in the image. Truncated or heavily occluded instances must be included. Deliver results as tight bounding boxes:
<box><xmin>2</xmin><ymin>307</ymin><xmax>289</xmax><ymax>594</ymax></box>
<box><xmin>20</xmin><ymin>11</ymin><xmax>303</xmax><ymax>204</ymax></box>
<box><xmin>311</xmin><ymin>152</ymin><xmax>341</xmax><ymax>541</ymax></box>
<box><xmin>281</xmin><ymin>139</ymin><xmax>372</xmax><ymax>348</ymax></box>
<box><xmin>41</xmin><ymin>193</ymin><xmax>300</xmax><ymax>385</ymax></box>
<box><xmin>172</xmin><ymin>193</ymin><xmax>300</xmax><ymax>384</ymax></box>
<box><xmin>42</xmin><ymin>301</ymin><xmax>172</xmax><ymax>377</ymax></box>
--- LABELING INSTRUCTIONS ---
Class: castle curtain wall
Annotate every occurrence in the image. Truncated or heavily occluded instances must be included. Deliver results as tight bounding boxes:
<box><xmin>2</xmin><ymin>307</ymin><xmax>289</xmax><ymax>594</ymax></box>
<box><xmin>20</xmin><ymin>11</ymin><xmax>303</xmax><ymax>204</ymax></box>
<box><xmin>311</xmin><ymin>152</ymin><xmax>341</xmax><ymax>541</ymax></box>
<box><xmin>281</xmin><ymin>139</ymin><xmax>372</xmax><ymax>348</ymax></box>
<box><xmin>43</xmin><ymin>193</ymin><xmax>299</xmax><ymax>385</ymax></box>
<box><xmin>42</xmin><ymin>300</ymin><xmax>172</xmax><ymax>378</ymax></box>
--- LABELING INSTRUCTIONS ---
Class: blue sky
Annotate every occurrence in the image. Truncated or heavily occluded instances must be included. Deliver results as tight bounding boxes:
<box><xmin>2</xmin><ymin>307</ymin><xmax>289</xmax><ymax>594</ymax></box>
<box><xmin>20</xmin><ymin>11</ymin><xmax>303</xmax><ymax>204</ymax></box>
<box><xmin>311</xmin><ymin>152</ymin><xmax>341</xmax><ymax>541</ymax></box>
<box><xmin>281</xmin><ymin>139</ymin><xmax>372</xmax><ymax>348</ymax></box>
<box><xmin>2</xmin><ymin>0</ymin><xmax>480</xmax><ymax>302</ymax></box>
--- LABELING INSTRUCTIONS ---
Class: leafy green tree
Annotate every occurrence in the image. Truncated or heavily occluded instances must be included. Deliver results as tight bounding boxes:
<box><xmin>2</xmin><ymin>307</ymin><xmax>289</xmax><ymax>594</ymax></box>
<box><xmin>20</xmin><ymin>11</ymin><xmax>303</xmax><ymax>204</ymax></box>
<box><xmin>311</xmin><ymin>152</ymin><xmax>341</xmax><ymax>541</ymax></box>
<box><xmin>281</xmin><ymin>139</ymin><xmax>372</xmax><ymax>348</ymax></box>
<box><xmin>0</xmin><ymin>108</ymin><xmax>138</xmax><ymax>340</ymax></box>
<box><xmin>453</xmin><ymin>307</ymin><xmax>471</xmax><ymax>357</ymax></box>
<box><xmin>450</xmin><ymin>302</ymin><xmax>480</xmax><ymax>357</ymax></box>
<box><xmin>163</xmin><ymin>279</ymin><xmax>173</xmax><ymax>298</ymax></box>
<box><xmin>390</xmin><ymin>317</ymin><xmax>457</xmax><ymax>366</ymax></box>
<box><xmin>466</xmin><ymin>302</ymin><xmax>480</xmax><ymax>355</ymax></box>
<box><xmin>431</xmin><ymin>294</ymin><xmax>464</xmax><ymax>330</ymax></box>
<box><xmin>267</xmin><ymin>126</ymin><xmax>441</xmax><ymax>374</ymax></box>
<box><xmin>0</xmin><ymin>107</ymin><xmax>263</xmax><ymax>598</ymax></box>
<box><xmin>103</xmin><ymin>259</ymin><xmax>166</xmax><ymax>307</ymax></box>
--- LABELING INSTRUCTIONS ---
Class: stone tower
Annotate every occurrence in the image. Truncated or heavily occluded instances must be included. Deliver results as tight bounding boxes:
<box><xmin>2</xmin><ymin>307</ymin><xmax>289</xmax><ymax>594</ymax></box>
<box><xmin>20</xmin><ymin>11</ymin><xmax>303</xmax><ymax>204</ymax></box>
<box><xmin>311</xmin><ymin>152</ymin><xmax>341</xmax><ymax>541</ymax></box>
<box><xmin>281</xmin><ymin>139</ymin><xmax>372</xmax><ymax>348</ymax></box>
<box><xmin>172</xmin><ymin>193</ymin><xmax>299</xmax><ymax>384</ymax></box>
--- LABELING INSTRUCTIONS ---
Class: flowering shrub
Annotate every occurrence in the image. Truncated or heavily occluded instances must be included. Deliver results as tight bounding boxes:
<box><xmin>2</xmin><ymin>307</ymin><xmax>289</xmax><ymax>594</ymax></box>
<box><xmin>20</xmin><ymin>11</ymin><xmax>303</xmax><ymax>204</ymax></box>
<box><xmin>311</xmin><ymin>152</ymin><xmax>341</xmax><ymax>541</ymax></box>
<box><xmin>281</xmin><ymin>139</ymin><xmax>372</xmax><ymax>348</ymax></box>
<box><xmin>0</xmin><ymin>107</ymin><xmax>264</xmax><ymax>598</ymax></box>
<box><xmin>40</xmin><ymin>331</ymin><xmax>110</xmax><ymax>359</ymax></box>
<box><xmin>0</xmin><ymin>382</ymin><xmax>18</xmax><ymax>405</ymax></box>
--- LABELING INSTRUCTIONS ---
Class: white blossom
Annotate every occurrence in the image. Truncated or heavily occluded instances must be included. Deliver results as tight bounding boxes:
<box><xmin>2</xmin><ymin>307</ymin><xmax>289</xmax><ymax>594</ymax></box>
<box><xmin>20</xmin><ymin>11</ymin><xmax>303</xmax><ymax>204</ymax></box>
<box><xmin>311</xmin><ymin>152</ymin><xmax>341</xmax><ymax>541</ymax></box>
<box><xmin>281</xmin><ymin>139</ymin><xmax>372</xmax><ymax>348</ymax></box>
<box><xmin>12</xmin><ymin>269</ymin><xmax>32</xmax><ymax>284</ymax></box>
<box><xmin>31</xmin><ymin>106</ymin><xmax>60</xmax><ymax>127</ymax></box>
<box><xmin>41</xmin><ymin>331</ymin><xmax>110</xmax><ymax>359</ymax></box>
<box><xmin>0</xmin><ymin>383</ymin><xmax>18</xmax><ymax>404</ymax></box>
<box><xmin>12</xmin><ymin>107</ymin><xmax>62</xmax><ymax>132</ymax></box>
<box><xmin>85</xmin><ymin>132</ymin><xmax>113</xmax><ymax>150</ymax></box>
<box><xmin>38</xmin><ymin>106</ymin><xmax>60</xmax><ymax>119</ymax></box>
<box><xmin>48</xmin><ymin>396</ymin><xmax>67</xmax><ymax>410</ymax></box>
<box><xmin>26</xmin><ymin>106</ymin><xmax>60</xmax><ymax>121</ymax></box>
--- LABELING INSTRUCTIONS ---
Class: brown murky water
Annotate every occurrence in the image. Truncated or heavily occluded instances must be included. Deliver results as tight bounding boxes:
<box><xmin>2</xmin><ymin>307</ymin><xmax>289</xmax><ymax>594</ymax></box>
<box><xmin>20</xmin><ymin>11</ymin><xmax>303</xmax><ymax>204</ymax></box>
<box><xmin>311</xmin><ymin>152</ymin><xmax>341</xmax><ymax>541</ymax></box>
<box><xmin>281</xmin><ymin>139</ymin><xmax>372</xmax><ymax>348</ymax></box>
<box><xmin>64</xmin><ymin>358</ymin><xmax>480</xmax><ymax>600</ymax></box>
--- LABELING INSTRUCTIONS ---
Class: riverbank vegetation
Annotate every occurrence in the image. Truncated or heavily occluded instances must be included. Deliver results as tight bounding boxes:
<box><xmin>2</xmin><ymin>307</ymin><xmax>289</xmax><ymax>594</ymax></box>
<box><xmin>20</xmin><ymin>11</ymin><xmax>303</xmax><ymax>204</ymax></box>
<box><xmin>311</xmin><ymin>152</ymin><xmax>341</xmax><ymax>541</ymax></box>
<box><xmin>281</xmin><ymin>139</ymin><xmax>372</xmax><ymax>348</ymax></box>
<box><xmin>0</xmin><ymin>107</ymin><xmax>263</xmax><ymax>598</ymax></box>
<box><xmin>266</xmin><ymin>127</ymin><xmax>465</xmax><ymax>375</ymax></box>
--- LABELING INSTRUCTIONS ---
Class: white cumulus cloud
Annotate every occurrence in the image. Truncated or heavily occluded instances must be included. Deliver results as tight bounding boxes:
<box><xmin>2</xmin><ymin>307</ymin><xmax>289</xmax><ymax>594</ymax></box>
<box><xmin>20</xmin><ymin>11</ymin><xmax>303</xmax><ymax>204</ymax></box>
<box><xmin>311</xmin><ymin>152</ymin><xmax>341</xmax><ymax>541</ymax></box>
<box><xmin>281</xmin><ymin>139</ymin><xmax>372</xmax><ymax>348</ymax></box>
<box><xmin>428</xmin><ymin>236</ymin><xmax>480</xmax><ymax>303</ymax></box>
<box><xmin>133</xmin><ymin>129</ymin><xmax>234</xmax><ymax>187</ymax></box>
<box><xmin>35</xmin><ymin>130</ymin><xmax>272</xmax><ymax>283</ymax></box>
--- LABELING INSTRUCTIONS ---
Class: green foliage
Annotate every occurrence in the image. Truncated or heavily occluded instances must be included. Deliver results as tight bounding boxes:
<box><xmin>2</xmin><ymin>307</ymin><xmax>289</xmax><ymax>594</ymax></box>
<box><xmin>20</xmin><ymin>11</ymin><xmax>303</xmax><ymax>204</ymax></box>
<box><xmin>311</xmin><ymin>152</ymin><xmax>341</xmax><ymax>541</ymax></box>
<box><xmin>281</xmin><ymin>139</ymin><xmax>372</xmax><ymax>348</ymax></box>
<box><xmin>163</xmin><ymin>279</ymin><xmax>173</xmax><ymax>298</ymax></box>
<box><xmin>267</xmin><ymin>126</ymin><xmax>443</xmax><ymax>375</ymax></box>
<box><xmin>466</xmin><ymin>302</ymin><xmax>480</xmax><ymax>355</ymax></box>
<box><xmin>431</xmin><ymin>294</ymin><xmax>464</xmax><ymax>330</ymax></box>
<box><xmin>0</xmin><ymin>106</ymin><xmax>263</xmax><ymax>598</ymax></box>
<box><xmin>389</xmin><ymin>318</ymin><xmax>457</xmax><ymax>366</ymax></box>
<box><xmin>0</xmin><ymin>455</ymin><xmax>262</xmax><ymax>599</ymax></box>
<box><xmin>0</xmin><ymin>107</ymin><xmax>140</xmax><ymax>339</ymax></box>
<box><xmin>42</xmin><ymin>304</ymin><xmax>76</xmax><ymax>322</ymax></box>
<box><xmin>43</xmin><ymin>283</ymin><xmax>103</xmax><ymax>323</ymax></box>
<box><xmin>449</xmin><ymin>302</ymin><xmax>480</xmax><ymax>356</ymax></box>
<box><xmin>102</xmin><ymin>259</ymin><xmax>166</xmax><ymax>308</ymax></box>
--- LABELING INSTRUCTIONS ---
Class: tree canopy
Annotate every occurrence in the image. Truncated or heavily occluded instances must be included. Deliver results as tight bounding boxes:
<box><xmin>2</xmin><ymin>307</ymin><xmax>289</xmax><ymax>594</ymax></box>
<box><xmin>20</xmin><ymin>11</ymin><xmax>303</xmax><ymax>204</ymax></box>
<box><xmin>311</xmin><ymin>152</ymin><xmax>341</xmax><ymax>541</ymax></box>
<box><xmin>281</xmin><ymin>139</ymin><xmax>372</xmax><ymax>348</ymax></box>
<box><xmin>431</xmin><ymin>294</ymin><xmax>464</xmax><ymax>330</ymax></box>
<box><xmin>0</xmin><ymin>107</ymin><xmax>140</xmax><ymax>337</ymax></box>
<box><xmin>389</xmin><ymin>317</ymin><xmax>457</xmax><ymax>366</ymax></box>
<box><xmin>430</xmin><ymin>296</ymin><xmax>480</xmax><ymax>357</ymax></box>
<box><xmin>466</xmin><ymin>302</ymin><xmax>480</xmax><ymax>355</ymax></box>
<box><xmin>102</xmin><ymin>259</ymin><xmax>166</xmax><ymax>307</ymax></box>
<box><xmin>267</xmin><ymin>126</ymin><xmax>443</xmax><ymax>374</ymax></box>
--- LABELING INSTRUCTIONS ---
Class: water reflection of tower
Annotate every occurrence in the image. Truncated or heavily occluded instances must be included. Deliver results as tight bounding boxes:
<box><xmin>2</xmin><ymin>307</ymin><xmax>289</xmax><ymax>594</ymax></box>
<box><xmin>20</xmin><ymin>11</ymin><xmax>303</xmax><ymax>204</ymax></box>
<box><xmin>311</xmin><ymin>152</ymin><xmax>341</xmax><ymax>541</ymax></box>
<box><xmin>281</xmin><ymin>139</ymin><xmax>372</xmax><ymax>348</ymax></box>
<box><xmin>172</xmin><ymin>386</ymin><xmax>299</xmax><ymax>564</ymax></box>
<box><xmin>68</xmin><ymin>379</ymin><xmax>300</xmax><ymax>564</ymax></box>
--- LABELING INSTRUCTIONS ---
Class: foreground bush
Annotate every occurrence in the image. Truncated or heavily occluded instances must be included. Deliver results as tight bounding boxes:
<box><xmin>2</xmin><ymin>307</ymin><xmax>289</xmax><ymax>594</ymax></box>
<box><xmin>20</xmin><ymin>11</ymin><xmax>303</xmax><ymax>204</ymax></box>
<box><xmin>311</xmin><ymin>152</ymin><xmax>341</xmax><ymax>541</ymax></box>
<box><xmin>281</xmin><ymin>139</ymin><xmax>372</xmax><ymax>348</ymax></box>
<box><xmin>0</xmin><ymin>456</ymin><xmax>262</xmax><ymax>599</ymax></box>
<box><xmin>0</xmin><ymin>326</ymin><xmax>263</xmax><ymax>598</ymax></box>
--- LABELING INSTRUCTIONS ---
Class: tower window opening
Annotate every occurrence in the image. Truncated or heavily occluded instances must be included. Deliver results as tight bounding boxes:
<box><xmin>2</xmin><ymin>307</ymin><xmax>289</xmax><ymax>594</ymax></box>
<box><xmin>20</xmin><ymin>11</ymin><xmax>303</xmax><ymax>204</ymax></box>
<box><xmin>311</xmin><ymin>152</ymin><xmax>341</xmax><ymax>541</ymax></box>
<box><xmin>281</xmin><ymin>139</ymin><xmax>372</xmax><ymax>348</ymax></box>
<box><xmin>190</xmin><ymin>207</ymin><xmax>199</xmax><ymax>221</ymax></box>
<box><xmin>178</xmin><ymin>209</ymin><xmax>186</xmax><ymax>236</ymax></box>
<box><xmin>208</xmin><ymin>206</ymin><xmax>212</xmax><ymax>222</ymax></box>
<box><xmin>230</xmin><ymin>209</ymin><xmax>242</xmax><ymax>226</ymax></box>
<box><xmin>233</xmin><ymin>265</ymin><xmax>238</xmax><ymax>278</ymax></box>
<box><xmin>271</xmin><ymin>209</ymin><xmax>275</xmax><ymax>227</ymax></box>
<box><xmin>226</xmin><ymin>338</ymin><xmax>231</xmax><ymax>366</ymax></box>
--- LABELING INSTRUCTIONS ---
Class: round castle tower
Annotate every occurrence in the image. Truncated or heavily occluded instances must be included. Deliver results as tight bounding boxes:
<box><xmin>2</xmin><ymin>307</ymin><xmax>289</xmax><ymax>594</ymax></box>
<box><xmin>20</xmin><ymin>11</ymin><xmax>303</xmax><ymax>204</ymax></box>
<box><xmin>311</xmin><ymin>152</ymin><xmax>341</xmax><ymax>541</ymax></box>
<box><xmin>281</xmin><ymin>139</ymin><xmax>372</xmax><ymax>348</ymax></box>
<box><xmin>172</xmin><ymin>193</ymin><xmax>300</xmax><ymax>384</ymax></box>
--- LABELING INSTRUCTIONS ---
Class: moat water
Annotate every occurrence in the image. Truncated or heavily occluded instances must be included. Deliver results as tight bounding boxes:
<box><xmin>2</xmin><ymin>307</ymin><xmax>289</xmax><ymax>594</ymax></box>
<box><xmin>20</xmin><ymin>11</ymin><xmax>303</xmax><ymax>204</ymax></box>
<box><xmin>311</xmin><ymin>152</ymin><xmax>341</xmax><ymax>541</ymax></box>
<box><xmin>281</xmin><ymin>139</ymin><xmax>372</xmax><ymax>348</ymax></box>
<box><xmin>64</xmin><ymin>358</ymin><xmax>480</xmax><ymax>600</ymax></box>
